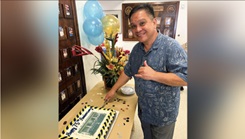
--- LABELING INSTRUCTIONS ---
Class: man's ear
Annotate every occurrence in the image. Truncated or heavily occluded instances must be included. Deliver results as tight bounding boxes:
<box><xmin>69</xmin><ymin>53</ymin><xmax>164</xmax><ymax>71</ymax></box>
<box><xmin>152</xmin><ymin>18</ymin><xmax>157</xmax><ymax>26</ymax></box>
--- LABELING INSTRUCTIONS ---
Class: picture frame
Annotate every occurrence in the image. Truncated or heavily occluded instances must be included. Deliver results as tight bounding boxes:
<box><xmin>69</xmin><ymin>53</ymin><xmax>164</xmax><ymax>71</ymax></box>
<box><xmin>74</xmin><ymin>64</ymin><xmax>79</xmax><ymax>73</ymax></box>
<box><xmin>59</xmin><ymin>72</ymin><xmax>62</xmax><ymax>82</ymax></box>
<box><xmin>164</xmin><ymin>17</ymin><xmax>172</xmax><ymax>27</ymax></box>
<box><xmin>60</xmin><ymin>89</ymin><xmax>68</xmax><ymax>103</ymax></box>
<box><xmin>66</xmin><ymin>26</ymin><xmax>75</xmax><ymax>38</ymax></box>
<box><xmin>62</xmin><ymin>48</ymin><xmax>69</xmax><ymax>59</ymax></box>
<box><xmin>156</xmin><ymin>16</ymin><xmax>162</xmax><ymax>27</ymax></box>
<box><xmin>66</xmin><ymin>67</ymin><xmax>72</xmax><ymax>78</ymax></box>
<box><xmin>77</xmin><ymin>80</ymin><xmax>81</xmax><ymax>89</ymax></box>
<box><xmin>59</xmin><ymin>3</ymin><xmax>64</xmax><ymax>18</ymax></box>
<box><xmin>59</xmin><ymin>26</ymin><xmax>67</xmax><ymax>40</ymax></box>
<box><xmin>63</xmin><ymin>4</ymin><xmax>73</xmax><ymax>18</ymax></box>
<box><xmin>104</xmin><ymin>10</ymin><xmax>122</xmax><ymax>33</ymax></box>
<box><xmin>163</xmin><ymin>28</ymin><xmax>170</xmax><ymax>36</ymax></box>
<box><xmin>122</xmin><ymin>2</ymin><xmax>179</xmax><ymax>41</ymax></box>
<box><xmin>67</xmin><ymin>84</ymin><xmax>74</xmax><ymax>95</ymax></box>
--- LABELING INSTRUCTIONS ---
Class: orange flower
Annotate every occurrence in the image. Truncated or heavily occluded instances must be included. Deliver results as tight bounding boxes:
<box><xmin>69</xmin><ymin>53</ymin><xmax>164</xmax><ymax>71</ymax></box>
<box><xmin>106</xmin><ymin>63</ymin><xmax>115</xmax><ymax>70</ymax></box>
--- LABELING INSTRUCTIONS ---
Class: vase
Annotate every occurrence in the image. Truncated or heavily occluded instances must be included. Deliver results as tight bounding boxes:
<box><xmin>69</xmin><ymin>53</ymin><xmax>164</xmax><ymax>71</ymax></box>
<box><xmin>102</xmin><ymin>76</ymin><xmax>116</xmax><ymax>90</ymax></box>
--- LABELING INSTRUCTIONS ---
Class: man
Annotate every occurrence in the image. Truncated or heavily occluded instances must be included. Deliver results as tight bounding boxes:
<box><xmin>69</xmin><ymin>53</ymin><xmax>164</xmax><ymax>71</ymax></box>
<box><xmin>105</xmin><ymin>3</ymin><xmax>187</xmax><ymax>139</ymax></box>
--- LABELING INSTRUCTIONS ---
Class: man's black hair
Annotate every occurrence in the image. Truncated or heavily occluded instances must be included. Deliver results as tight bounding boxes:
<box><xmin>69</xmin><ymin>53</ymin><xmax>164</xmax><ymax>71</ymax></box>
<box><xmin>129</xmin><ymin>3</ymin><xmax>155</xmax><ymax>20</ymax></box>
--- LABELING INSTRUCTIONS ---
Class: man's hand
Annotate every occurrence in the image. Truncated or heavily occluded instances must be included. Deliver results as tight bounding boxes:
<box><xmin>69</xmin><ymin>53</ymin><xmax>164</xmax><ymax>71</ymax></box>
<box><xmin>104</xmin><ymin>72</ymin><xmax>131</xmax><ymax>101</ymax></box>
<box><xmin>104</xmin><ymin>90</ymin><xmax>116</xmax><ymax>101</ymax></box>
<box><xmin>135</xmin><ymin>61</ymin><xmax>156</xmax><ymax>80</ymax></box>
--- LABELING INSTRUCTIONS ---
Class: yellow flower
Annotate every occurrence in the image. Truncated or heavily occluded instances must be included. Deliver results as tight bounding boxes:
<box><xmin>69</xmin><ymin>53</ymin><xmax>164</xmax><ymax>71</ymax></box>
<box><xmin>112</xmin><ymin>57</ymin><xmax>118</xmax><ymax>63</ymax></box>
<box><xmin>119</xmin><ymin>56</ymin><xmax>127</xmax><ymax>62</ymax></box>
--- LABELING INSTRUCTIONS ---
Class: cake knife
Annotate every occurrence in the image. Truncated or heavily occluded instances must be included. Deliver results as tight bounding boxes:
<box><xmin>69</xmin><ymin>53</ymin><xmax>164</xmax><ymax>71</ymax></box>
<box><xmin>101</xmin><ymin>100</ymin><xmax>109</xmax><ymax>108</ymax></box>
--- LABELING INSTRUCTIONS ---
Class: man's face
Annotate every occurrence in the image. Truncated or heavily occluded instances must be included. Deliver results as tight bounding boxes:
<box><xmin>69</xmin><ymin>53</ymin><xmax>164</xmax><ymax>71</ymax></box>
<box><xmin>130</xmin><ymin>10</ymin><xmax>157</xmax><ymax>43</ymax></box>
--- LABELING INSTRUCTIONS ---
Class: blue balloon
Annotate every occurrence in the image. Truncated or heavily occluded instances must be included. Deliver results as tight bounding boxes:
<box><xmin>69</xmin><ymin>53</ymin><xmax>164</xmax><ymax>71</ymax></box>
<box><xmin>84</xmin><ymin>0</ymin><xmax>104</xmax><ymax>19</ymax></box>
<box><xmin>88</xmin><ymin>32</ymin><xmax>104</xmax><ymax>45</ymax></box>
<box><xmin>83</xmin><ymin>17</ymin><xmax>103</xmax><ymax>37</ymax></box>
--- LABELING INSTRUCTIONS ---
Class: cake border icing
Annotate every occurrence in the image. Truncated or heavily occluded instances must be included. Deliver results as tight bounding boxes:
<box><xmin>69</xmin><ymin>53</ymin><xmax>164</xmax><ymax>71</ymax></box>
<box><xmin>59</xmin><ymin>105</ymin><xmax>117</xmax><ymax>139</ymax></box>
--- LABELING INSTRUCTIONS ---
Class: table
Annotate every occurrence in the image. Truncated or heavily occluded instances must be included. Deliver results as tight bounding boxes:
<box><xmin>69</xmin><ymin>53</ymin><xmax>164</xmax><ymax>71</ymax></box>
<box><xmin>59</xmin><ymin>81</ymin><xmax>138</xmax><ymax>139</ymax></box>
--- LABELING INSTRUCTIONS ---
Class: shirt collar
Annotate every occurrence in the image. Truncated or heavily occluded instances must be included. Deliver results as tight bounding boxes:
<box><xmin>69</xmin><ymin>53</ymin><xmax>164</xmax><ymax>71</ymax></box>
<box><xmin>152</xmin><ymin>30</ymin><xmax>162</xmax><ymax>50</ymax></box>
<box><xmin>139</xmin><ymin>30</ymin><xmax>162</xmax><ymax>51</ymax></box>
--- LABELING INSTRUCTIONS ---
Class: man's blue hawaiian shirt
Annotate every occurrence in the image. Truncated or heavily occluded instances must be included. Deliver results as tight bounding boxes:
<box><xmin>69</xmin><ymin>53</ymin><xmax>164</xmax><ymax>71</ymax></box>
<box><xmin>124</xmin><ymin>32</ymin><xmax>187</xmax><ymax>126</ymax></box>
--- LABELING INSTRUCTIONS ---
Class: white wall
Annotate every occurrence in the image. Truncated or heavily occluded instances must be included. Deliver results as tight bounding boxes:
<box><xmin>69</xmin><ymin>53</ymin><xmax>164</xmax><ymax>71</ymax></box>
<box><xmin>175</xmin><ymin>1</ymin><xmax>187</xmax><ymax>45</ymax></box>
<box><xmin>75</xmin><ymin>0</ymin><xmax>187</xmax><ymax>92</ymax></box>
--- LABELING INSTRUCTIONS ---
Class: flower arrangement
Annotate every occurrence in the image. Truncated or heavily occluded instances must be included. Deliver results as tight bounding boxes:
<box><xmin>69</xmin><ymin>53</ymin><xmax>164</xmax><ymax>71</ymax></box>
<box><xmin>72</xmin><ymin>33</ymin><xmax>130</xmax><ymax>89</ymax></box>
<box><xmin>92</xmin><ymin>33</ymin><xmax>130</xmax><ymax>88</ymax></box>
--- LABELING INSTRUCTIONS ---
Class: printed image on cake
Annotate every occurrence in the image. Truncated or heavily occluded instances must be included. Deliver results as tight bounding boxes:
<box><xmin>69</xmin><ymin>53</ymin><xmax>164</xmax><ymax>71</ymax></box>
<box><xmin>59</xmin><ymin>105</ymin><xmax>118</xmax><ymax>139</ymax></box>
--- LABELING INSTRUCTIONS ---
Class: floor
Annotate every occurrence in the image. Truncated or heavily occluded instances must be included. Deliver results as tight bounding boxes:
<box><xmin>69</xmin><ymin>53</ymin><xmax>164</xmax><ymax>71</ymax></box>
<box><xmin>130</xmin><ymin>87</ymin><xmax>187</xmax><ymax>139</ymax></box>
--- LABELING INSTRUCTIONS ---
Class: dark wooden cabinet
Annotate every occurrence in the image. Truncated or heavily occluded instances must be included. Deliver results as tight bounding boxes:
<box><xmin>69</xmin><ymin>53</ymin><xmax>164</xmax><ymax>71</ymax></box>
<box><xmin>59</xmin><ymin>0</ymin><xmax>87</xmax><ymax>120</ymax></box>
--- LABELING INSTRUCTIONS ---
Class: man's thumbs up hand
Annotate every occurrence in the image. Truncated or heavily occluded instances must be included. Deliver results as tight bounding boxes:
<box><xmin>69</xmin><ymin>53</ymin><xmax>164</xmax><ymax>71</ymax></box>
<box><xmin>143</xmin><ymin>60</ymin><xmax>149</xmax><ymax>67</ymax></box>
<box><xmin>135</xmin><ymin>60</ymin><xmax>156</xmax><ymax>80</ymax></box>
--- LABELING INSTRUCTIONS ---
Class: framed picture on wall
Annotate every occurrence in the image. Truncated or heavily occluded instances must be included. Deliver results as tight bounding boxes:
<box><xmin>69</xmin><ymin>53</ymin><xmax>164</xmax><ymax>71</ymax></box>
<box><xmin>104</xmin><ymin>10</ymin><xmax>122</xmax><ymax>33</ymax></box>
<box><xmin>67</xmin><ymin>84</ymin><xmax>74</xmax><ymax>95</ymax></box>
<box><xmin>59</xmin><ymin>26</ymin><xmax>67</xmax><ymax>40</ymax></box>
<box><xmin>60</xmin><ymin>89</ymin><xmax>68</xmax><ymax>103</ymax></box>
<box><xmin>122</xmin><ymin>2</ymin><xmax>179</xmax><ymax>41</ymax></box>
<box><xmin>59</xmin><ymin>72</ymin><xmax>62</xmax><ymax>82</ymax></box>
<box><xmin>66</xmin><ymin>67</ymin><xmax>72</xmax><ymax>78</ymax></box>
<box><xmin>63</xmin><ymin>4</ymin><xmax>73</xmax><ymax>18</ymax></box>
<box><xmin>74</xmin><ymin>64</ymin><xmax>79</xmax><ymax>73</ymax></box>
<box><xmin>67</xmin><ymin>26</ymin><xmax>75</xmax><ymax>38</ymax></box>
<box><xmin>62</xmin><ymin>48</ymin><xmax>68</xmax><ymax>59</ymax></box>
<box><xmin>164</xmin><ymin>17</ymin><xmax>172</xmax><ymax>27</ymax></box>
<box><xmin>77</xmin><ymin>80</ymin><xmax>81</xmax><ymax>89</ymax></box>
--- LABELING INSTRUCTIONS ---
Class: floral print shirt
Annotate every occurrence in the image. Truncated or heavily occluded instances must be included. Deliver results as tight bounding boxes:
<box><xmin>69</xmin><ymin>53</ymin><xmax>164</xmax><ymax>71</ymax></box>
<box><xmin>124</xmin><ymin>32</ymin><xmax>187</xmax><ymax>126</ymax></box>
